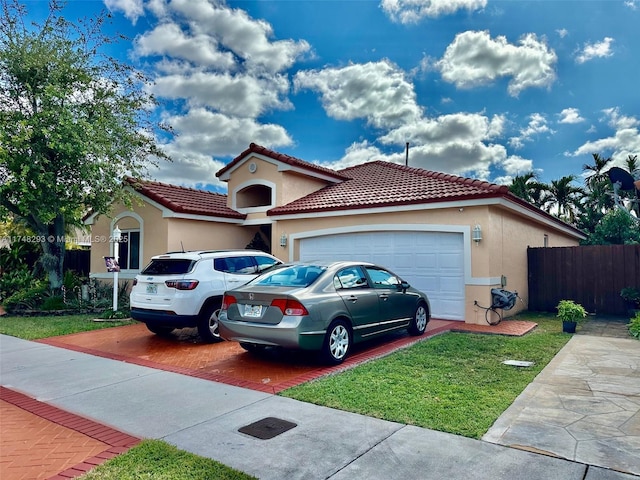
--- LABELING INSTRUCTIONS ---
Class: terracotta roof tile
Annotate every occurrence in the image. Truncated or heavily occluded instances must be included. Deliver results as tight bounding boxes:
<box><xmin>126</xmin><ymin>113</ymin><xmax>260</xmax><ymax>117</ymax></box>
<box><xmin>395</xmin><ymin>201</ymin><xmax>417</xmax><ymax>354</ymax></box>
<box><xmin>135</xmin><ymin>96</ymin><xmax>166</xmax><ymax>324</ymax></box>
<box><xmin>125</xmin><ymin>178</ymin><xmax>245</xmax><ymax>219</ymax></box>
<box><xmin>268</xmin><ymin>161</ymin><xmax>510</xmax><ymax>215</ymax></box>
<box><xmin>216</xmin><ymin>143</ymin><xmax>350</xmax><ymax>181</ymax></box>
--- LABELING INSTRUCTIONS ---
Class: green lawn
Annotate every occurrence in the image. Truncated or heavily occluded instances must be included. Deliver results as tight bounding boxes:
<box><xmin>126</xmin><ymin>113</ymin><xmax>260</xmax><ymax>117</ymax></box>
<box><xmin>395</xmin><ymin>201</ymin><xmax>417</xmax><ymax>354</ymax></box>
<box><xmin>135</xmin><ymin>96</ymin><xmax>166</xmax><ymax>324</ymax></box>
<box><xmin>1</xmin><ymin>311</ymin><xmax>570</xmax><ymax>476</ymax></box>
<box><xmin>281</xmin><ymin>313</ymin><xmax>570</xmax><ymax>439</ymax></box>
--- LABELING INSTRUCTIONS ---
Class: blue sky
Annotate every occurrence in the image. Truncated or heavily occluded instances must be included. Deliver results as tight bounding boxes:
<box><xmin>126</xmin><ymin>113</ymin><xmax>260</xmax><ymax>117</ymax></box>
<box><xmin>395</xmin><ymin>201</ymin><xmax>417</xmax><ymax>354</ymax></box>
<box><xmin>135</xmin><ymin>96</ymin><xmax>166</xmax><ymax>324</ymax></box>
<box><xmin>25</xmin><ymin>0</ymin><xmax>640</xmax><ymax>192</ymax></box>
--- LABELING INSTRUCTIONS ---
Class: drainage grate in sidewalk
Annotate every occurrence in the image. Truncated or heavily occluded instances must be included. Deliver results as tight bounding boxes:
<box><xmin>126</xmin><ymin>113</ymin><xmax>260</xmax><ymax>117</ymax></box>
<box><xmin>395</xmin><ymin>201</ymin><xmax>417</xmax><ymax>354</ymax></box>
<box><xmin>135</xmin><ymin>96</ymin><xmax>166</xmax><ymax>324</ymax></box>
<box><xmin>238</xmin><ymin>417</ymin><xmax>297</xmax><ymax>440</ymax></box>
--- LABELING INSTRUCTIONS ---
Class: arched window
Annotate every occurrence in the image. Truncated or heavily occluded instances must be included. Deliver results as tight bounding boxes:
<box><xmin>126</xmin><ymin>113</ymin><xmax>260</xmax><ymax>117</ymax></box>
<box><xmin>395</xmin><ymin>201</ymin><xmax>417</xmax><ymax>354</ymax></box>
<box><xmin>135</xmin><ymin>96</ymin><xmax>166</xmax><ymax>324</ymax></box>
<box><xmin>236</xmin><ymin>184</ymin><xmax>272</xmax><ymax>208</ymax></box>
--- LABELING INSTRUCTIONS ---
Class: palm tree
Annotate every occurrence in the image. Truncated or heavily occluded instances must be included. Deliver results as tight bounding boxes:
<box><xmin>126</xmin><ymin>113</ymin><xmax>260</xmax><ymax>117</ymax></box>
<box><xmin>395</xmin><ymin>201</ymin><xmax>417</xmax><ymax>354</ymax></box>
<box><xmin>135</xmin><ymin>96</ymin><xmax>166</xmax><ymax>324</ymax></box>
<box><xmin>625</xmin><ymin>154</ymin><xmax>638</xmax><ymax>175</ymax></box>
<box><xmin>582</xmin><ymin>153</ymin><xmax>612</xmax><ymax>191</ymax></box>
<box><xmin>544</xmin><ymin>175</ymin><xmax>585</xmax><ymax>224</ymax></box>
<box><xmin>509</xmin><ymin>172</ymin><xmax>538</xmax><ymax>202</ymax></box>
<box><xmin>509</xmin><ymin>172</ymin><xmax>551</xmax><ymax>210</ymax></box>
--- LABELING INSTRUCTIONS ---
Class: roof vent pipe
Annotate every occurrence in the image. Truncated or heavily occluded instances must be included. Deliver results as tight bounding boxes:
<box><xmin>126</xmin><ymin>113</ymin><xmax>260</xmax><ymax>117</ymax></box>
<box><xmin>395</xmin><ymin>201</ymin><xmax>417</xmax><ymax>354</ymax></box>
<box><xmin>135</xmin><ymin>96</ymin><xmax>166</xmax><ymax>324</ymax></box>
<box><xmin>405</xmin><ymin>142</ymin><xmax>409</xmax><ymax>166</ymax></box>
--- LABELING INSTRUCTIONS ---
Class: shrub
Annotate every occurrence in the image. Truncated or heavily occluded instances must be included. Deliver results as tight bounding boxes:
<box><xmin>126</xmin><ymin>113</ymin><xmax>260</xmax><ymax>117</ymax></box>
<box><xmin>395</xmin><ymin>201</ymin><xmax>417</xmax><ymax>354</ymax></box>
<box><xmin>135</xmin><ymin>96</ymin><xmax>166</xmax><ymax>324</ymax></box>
<box><xmin>0</xmin><ymin>267</ymin><xmax>35</xmax><ymax>301</ymax></box>
<box><xmin>620</xmin><ymin>287</ymin><xmax>640</xmax><ymax>308</ymax></box>
<box><xmin>41</xmin><ymin>295</ymin><xmax>66</xmax><ymax>311</ymax></box>
<box><xmin>3</xmin><ymin>282</ymin><xmax>49</xmax><ymax>313</ymax></box>
<box><xmin>556</xmin><ymin>300</ymin><xmax>587</xmax><ymax>322</ymax></box>
<box><xmin>629</xmin><ymin>311</ymin><xmax>640</xmax><ymax>339</ymax></box>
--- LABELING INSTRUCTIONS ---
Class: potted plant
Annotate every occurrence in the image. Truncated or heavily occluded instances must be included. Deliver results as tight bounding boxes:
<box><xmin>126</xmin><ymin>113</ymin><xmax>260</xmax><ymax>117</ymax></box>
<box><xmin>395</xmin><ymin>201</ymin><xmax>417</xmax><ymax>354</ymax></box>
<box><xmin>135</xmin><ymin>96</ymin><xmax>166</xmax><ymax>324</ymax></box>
<box><xmin>556</xmin><ymin>299</ymin><xmax>587</xmax><ymax>333</ymax></box>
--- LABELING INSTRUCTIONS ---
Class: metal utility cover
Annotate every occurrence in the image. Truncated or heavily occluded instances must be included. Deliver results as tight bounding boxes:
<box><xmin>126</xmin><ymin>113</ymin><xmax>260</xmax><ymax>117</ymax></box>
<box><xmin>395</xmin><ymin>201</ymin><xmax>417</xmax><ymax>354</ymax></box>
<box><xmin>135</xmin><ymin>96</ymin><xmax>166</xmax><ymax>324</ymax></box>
<box><xmin>238</xmin><ymin>417</ymin><xmax>297</xmax><ymax>440</ymax></box>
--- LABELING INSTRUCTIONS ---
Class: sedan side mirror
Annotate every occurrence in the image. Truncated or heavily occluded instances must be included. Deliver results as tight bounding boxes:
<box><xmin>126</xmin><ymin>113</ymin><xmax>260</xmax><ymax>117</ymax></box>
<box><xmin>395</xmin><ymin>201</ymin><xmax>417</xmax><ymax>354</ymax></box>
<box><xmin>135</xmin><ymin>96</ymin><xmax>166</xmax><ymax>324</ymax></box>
<box><xmin>399</xmin><ymin>281</ymin><xmax>410</xmax><ymax>292</ymax></box>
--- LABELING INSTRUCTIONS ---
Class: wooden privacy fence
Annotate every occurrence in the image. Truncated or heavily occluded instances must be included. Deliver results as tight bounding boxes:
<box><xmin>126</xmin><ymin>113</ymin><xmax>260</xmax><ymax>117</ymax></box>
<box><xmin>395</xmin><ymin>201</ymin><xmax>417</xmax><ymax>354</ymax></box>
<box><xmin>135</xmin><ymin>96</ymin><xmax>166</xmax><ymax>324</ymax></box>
<box><xmin>528</xmin><ymin>245</ymin><xmax>640</xmax><ymax>315</ymax></box>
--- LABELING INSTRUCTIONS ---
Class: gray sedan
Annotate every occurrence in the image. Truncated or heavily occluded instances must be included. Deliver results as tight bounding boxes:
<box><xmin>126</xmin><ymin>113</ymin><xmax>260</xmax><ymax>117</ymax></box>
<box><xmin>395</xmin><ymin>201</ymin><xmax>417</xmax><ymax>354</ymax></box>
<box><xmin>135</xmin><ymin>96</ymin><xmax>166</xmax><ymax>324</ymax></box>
<box><xmin>218</xmin><ymin>260</ymin><xmax>431</xmax><ymax>364</ymax></box>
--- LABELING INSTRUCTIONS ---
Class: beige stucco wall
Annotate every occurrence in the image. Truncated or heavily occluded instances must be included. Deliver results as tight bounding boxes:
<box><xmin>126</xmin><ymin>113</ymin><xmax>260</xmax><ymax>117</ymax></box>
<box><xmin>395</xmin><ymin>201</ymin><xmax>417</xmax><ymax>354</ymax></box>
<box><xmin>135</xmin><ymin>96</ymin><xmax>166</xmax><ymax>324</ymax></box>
<box><xmin>88</xmin><ymin>200</ymin><xmax>167</xmax><ymax>281</ymax></box>
<box><xmin>166</xmin><ymin>218</ymin><xmax>257</xmax><ymax>254</ymax></box>
<box><xmin>226</xmin><ymin>155</ymin><xmax>332</xmax><ymax>209</ymax></box>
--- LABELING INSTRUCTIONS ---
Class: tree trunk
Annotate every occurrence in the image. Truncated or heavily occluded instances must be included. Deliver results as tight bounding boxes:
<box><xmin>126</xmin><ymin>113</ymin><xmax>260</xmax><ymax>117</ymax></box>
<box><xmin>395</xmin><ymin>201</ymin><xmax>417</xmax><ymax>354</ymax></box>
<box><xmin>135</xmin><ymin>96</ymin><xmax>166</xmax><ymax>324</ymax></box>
<box><xmin>37</xmin><ymin>215</ymin><xmax>66</xmax><ymax>291</ymax></box>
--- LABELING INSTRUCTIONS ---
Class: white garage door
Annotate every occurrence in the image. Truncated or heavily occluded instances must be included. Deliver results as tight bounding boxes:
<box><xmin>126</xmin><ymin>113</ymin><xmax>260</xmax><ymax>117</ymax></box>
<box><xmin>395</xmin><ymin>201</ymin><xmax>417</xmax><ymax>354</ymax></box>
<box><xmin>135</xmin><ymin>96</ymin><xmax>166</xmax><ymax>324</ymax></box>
<box><xmin>299</xmin><ymin>231</ymin><xmax>465</xmax><ymax>320</ymax></box>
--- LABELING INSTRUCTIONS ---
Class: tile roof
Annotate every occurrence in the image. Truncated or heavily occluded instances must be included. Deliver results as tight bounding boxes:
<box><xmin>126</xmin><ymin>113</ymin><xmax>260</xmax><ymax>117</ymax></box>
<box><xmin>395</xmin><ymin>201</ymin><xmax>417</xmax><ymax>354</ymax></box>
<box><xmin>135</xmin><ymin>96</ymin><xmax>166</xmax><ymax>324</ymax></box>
<box><xmin>125</xmin><ymin>177</ymin><xmax>245</xmax><ymax>219</ymax></box>
<box><xmin>268</xmin><ymin>160</ymin><xmax>512</xmax><ymax>215</ymax></box>
<box><xmin>216</xmin><ymin>143</ymin><xmax>350</xmax><ymax>181</ymax></box>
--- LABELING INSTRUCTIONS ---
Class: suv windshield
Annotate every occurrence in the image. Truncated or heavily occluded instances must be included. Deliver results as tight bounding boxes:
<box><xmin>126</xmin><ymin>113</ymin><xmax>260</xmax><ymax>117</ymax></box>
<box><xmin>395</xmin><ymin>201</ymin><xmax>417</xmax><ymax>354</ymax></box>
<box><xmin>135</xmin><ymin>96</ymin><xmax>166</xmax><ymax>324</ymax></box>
<box><xmin>141</xmin><ymin>259</ymin><xmax>196</xmax><ymax>275</ymax></box>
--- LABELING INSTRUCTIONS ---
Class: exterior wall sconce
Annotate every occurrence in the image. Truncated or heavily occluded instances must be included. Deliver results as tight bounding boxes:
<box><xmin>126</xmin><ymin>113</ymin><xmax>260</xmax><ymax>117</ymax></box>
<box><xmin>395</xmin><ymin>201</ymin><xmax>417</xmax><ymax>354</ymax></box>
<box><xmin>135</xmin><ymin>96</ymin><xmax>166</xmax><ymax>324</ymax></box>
<box><xmin>472</xmin><ymin>225</ymin><xmax>482</xmax><ymax>244</ymax></box>
<box><xmin>280</xmin><ymin>233</ymin><xmax>287</xmax><ymax>247</ymax></box>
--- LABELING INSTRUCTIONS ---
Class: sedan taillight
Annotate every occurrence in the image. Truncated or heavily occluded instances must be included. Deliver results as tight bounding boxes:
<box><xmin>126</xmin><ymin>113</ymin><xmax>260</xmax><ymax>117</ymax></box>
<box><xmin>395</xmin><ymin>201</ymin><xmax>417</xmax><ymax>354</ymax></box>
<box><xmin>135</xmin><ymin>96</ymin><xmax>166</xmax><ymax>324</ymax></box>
<box><xmin>271</xmin><ymin>299</ymin><xmax>309</xmax><ymax>316</ymax></box>
<box><xmin>221</xmin><ymin>294</ymin><xmax>237</xmax><ymax>311</ymax></box>
<box><xmin>165</xmin><ymin>280</ymin><xmax>199</xmax><ymax>290</ymax></box>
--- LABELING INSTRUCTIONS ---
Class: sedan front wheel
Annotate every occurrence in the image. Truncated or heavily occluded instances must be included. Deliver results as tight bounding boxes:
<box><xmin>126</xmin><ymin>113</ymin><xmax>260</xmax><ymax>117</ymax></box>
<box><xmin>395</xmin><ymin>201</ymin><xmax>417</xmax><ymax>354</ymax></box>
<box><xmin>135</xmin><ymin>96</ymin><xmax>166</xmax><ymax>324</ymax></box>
<box><xmin>322</xmin><ymin>319</ymin><xmax>351</xmax><ymax>365</ymax></box>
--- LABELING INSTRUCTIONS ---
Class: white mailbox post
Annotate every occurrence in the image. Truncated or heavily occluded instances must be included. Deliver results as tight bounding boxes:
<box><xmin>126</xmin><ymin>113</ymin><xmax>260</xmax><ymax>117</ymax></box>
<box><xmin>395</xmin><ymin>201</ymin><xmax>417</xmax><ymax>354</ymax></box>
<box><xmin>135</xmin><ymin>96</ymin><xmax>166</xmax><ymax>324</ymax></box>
<box><xmin>112</xmin><ymin>226</ymin><xmax>121</xmax><ymax>311</ymax></box>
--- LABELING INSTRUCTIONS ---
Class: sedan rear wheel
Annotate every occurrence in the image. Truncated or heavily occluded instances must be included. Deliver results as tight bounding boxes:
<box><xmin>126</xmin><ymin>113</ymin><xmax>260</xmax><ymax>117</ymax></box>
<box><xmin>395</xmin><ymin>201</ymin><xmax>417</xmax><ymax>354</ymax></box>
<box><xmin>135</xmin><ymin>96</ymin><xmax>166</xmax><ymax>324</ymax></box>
<box><xmin>322</xmin><ymin>319</ymin><xmax>351</xmax><ymax>365</ymax></box>
<box><xmin>197</xmin><ymin>302</ymin><xmax>222</xmax><ymax>343</ymax></box>
<box><xmin>408</xmin><ymin>302</ymin><xmax>429</xmax><ymax>336</ymax></box>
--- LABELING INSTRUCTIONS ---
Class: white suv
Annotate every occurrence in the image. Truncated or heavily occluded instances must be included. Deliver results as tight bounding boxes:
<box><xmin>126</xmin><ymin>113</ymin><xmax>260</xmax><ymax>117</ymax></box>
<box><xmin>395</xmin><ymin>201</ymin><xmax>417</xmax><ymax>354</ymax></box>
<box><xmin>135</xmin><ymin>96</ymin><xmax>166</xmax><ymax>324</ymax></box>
<box><xmin>130</xmin><ymin>250</ymin><xmax>281</xmax><ymax>342</ymax></box>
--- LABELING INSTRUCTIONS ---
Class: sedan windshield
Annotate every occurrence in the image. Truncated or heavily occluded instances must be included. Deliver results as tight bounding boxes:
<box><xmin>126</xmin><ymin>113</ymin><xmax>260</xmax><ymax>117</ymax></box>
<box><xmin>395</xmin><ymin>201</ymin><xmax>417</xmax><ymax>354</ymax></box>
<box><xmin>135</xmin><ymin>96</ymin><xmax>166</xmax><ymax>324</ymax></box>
<box><xmin>251</xmin><ymin>265</ymin><xmax>326</xmax><ymax>287</ymax></box>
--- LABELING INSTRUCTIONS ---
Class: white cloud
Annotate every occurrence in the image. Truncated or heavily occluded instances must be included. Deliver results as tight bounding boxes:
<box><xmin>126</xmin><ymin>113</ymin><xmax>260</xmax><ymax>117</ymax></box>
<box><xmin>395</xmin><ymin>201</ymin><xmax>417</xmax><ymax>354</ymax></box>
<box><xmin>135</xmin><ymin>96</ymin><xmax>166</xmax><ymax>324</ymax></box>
<box><xmin>500</xmin><ymin>155</ymin><xmax>534</xmax><ymax>175</ymax></box>
<box><xmin>104</xmin><ymin>0</ymin><xmax>144</xmax><ymax>24</ymax></box>
<box><xmin>558</xmin><ymin>108</ymin><xmax>585</xmax><ymax>124</ymax></box>
<box><xmin>509</xmin><ymin>113</ymin><xmax>553</xmax><ymax>149</ymax></box>
<box><xmin>134</xmin><ymin>23</ymin><xmax>237</xmax><ymax>71</ymax></box>
<box><xmin>376</xmin><ymin>113</ymin><xmax>508</xmax><ymax>177</ymax></box>
<box><xmin>294</xmin><ymin>60</ymin><xmax>423</xmax><ymax>129</ymax></box>
<box><xmin>602</xmin><ymin>107</ymin><xmax>639</xmax><ymax>129</ymax></box>
<box><xmin>624</xmin><ymin>1</ymin><xmax>637</xmax><ymax>10</ymax></box>
<box><xmin>152</xmin><ymin>72</ymin><xmax>292</xmax><ymax>118</ymax></box>
<box><xmin>569</xmin><ymin>110</ymin><xmax>640</xmax><ymax>169</ymax></box>
<box><xmin>122</xmin><ymin>0</ymin><xmax>311</xmax><ymax>188</ymax></box>
<box><xmin>437</xmin><ymin>30</ymin><xmax>557</xmax><ymax>96</ymax></box>
<box><xmin>556</xmin><ymin>28</ymin><xmax>569</xmax><ymax>38</ymax></box>
<box><xmin>575</xmin><ymin>37</ymin><xmax>614</xmax><ymax>64</ymax></box>
<box><xmin>322</xmin><ymin>141</ymin><xmax>386</xmax><ymax>171</ymax></box>
<box><xmin>150</xmin><ymin>0</ymin><xmax>310</xmax><ymax>74</ymax></box>
<box><xmin>148</xmin><ymin>108</ymin><xmax>293</xmax><ymax>187</ymax></box>
<box><xmin>380</xmin><ymin>0</ymin><xmax>487</xmax><ymax>24</ymax></box>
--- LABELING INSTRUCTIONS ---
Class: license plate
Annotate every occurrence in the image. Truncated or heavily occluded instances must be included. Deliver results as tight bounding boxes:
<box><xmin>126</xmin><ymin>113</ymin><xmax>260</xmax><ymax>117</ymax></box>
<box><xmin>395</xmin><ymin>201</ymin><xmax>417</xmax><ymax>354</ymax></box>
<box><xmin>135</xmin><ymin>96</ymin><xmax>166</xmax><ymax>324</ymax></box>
<box><xmin>244</xmin><ymin>304</ymin><xmax>263</xmax><ymax>318</ymax></box>
<box><xmin>146</xmin><ymin>284</ymin><xmax>157</xmax><ymax>294</ymax></box>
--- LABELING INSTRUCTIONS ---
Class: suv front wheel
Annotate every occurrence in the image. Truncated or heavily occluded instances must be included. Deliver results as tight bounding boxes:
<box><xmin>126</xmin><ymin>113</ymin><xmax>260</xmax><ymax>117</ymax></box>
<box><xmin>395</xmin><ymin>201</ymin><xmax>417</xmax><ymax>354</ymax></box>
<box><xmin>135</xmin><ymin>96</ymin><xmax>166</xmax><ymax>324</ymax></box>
<box><xmin>197</xmin><ymin>301</ymin><xmax>222</xmax><ymax>343</ymax></box>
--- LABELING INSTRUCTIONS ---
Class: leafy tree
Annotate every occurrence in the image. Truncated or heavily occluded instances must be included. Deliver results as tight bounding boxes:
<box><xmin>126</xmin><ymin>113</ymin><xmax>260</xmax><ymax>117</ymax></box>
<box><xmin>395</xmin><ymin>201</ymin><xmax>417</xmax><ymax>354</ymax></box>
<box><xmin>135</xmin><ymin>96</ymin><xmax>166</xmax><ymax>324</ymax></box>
<box><xmin>582</xmin><ymin>208</ymin><xmax>640</xmax><ymax>245</ymax></box>
<box><xmin>0</xmin><ymin>0</ymin><xmax>169</xmax><ymax>290</ymax></box>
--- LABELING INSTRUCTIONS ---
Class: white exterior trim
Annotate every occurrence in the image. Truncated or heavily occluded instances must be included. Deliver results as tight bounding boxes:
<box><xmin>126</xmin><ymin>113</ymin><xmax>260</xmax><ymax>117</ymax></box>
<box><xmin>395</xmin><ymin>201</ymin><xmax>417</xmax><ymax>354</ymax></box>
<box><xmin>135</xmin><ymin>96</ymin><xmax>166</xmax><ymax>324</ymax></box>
<box><xmin>218</xmin><ymin>152</ymin><xmax>343</xmax><ymax>184</ymax></box>
<box><xmin>110</xmin><ymin>212</ymin><xmax>143</xmax><ymax>274</ymax></box>
<box><xmin>231</xmin><ymin>179</ymin><xmax>276</xmax><ymax>213</ymax></box>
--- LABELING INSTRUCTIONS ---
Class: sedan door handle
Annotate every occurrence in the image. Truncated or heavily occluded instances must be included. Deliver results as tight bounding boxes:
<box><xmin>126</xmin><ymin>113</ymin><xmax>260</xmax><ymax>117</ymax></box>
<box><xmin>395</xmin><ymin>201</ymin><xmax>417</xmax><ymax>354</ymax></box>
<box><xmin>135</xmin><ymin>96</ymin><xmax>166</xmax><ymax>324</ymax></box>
<box><xmin>347</xmin><ymin>295</ymin><xmax>358</xmax><ymax>303</ymax></box>
<box><xmin>379</xmin><ymin>294</ymin><xmax>389</xmax><ymax>301</ymax></box>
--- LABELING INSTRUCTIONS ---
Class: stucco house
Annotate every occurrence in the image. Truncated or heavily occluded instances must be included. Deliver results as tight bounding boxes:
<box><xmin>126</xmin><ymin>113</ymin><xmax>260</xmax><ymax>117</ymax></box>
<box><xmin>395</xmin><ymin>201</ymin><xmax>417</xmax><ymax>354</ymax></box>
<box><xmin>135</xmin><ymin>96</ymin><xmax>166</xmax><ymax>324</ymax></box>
<box><xmin>86</xmin><ymin>143</ymin><xmax>585</xmax><ymax>324</ymax></box>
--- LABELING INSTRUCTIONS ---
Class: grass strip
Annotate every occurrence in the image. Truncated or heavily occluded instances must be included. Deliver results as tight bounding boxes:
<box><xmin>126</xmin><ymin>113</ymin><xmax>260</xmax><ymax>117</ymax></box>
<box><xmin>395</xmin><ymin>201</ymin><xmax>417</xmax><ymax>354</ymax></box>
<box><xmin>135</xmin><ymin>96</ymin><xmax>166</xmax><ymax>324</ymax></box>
<box><xmin>0</xmin><ymin>314</ymin><xmax>135</xmax><ymax>340</ymax></box>
<box><xmin>79</xmin><ymin>439</ymin><xmax>256</xmax><ymax>480</ymax></box>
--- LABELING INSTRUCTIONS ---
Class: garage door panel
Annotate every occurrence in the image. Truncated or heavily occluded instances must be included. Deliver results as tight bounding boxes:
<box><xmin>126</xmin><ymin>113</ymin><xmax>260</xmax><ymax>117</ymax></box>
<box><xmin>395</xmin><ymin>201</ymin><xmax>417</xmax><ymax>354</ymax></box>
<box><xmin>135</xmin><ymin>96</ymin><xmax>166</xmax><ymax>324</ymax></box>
<box><xmin>300</xmin><ymin>231</ymin><xmax>465</xmax><ymax>320</ymax></box>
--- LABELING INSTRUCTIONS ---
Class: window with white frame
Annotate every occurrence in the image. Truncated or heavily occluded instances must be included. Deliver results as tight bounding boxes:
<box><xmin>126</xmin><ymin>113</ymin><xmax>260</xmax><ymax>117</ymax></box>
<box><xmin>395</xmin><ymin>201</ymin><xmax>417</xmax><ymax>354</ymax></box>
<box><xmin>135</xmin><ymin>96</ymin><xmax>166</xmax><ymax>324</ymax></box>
<box><xmin>117</xmin><ymin>230</ymin><xmax>140</xmax><ymax>270</ymax></box>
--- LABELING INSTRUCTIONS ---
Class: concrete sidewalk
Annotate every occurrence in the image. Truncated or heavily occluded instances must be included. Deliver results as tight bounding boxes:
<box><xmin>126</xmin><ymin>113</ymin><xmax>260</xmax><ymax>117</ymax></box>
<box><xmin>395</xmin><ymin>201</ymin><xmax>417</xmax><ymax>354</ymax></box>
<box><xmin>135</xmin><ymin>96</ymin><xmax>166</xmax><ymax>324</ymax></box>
<box><xmin>1</xmin><ymin>332</ymin><xmax>637</xmax><ymax>480</ymax></box>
